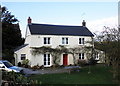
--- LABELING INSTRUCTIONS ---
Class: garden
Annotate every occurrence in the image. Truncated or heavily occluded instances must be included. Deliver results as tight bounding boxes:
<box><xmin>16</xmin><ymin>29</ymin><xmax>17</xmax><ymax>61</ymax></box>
<box><xmin>29</xmin><ymin>64</ymin><xmax>117</xmax><ymax>85</ymax></box>
<box><xmin>1</xmin><ymin>63</ymin><xmax>119</xmax><ymax>86</ymax></box>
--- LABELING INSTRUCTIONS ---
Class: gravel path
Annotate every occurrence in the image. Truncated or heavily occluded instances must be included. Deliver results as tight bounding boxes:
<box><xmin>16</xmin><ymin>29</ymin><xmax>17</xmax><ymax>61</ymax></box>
<box><xmin>20</xmin><ymin>66</ymin><xmax>81</xmax><ymax>76</ymax></box>
<box><xmin>21</xmin><ymin>68</ymin><xmax>69</xmax><ymax>75</ymax></box>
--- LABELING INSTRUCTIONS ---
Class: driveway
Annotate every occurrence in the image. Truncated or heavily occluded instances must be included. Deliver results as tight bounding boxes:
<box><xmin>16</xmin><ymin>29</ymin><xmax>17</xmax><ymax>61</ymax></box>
<box><xmin>20</xmin><ymin>68</ymin><xmax>68</xmax><ymax>76</ymax></box>
<box><xmin>20</xmin><ymin>66</ymin><xmax>81</xmax><ymax>76</ymax></box>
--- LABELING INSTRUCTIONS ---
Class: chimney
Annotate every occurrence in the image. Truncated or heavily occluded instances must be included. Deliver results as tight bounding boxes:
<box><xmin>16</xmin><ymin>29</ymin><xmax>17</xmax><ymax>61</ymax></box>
<box><xmin>82</xmin><ymin>20</ymin><xmax>86</xmax><ymax>27</ymax></box>
<box><xmin>28</xmin><ymin>17</ymin><xmax>32</xmax><ymax>24</ymax></box>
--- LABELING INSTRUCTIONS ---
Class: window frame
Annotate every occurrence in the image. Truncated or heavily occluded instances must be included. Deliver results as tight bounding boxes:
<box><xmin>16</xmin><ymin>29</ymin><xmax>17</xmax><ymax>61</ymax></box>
<box><xmin>21</xmin><ymin>54</ymin><xmax>26</xmax><ymax>60</ymax></box>
<box><xmin>62</xmin><ymin>37</ymin><xmax>69</xmax><ymax>45</ymax></box>
<box><xmin>44</xmin><ymin>54</ymin><xmax>51</xmax><ymax>66</ymax></box>
<box><xmin>79</xmin><ymin>53</ymin><xmax>85</xmax><ymax>60</ymax></box>
<box><xmin>43</xmin><ymin>37</ymin><xmax>51</xmax><ymax>45</ymax></box>
<box><xmin>79</xmin><ymin>38</ymin><xmax>85</xmax><ymax>45</ymax></box>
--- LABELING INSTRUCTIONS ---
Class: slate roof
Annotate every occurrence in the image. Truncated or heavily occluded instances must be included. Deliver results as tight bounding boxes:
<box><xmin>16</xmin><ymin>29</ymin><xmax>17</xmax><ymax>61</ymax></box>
<box><xmin>14</xmin><ymin>44</ymin><xmax>28</xmax><ymax>51</ymax></box>
<box><xmin>28</xmin><ymin>23</ymin><xmax>94</xmax><ymax>36</ymax></box>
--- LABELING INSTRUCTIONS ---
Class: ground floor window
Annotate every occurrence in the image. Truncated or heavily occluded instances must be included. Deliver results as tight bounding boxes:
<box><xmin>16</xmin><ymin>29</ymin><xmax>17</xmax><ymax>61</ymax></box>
<box><xmin>21</xmin><ymin>54</ymin><xmax>26</xmax><ymax>60</ymax></box>
<box><xmin>79</xmin><ymin>53</ymin><xmax>84</xmax><ymax>60</ymax></box>
<box><xmin>95</xmin><ymin>53</ymin><xmax>99</xmax><ymax>60</ymax></box>
<box><xmin>44</xmin><ymin>54</ymin><xmax>50</xmax><ymax>66</ymax></box>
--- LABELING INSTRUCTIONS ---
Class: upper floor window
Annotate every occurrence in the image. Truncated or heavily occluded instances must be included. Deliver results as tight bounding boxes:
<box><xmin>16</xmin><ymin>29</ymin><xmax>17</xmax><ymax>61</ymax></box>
<box><xmin>44</xmin><ymin>37</ymin><xmax>51</xmax><ymax>44</ymax></box>
<box><xmin>62</xmin><ymin>37</ymin><xmax>68</xmax><ymax>45</ymax></box>
<box><xmin>79</xmin><ymin>38</ymin><xmax>85</xmax><ymax>44</ymax></box>
<box><xmin>79</xmin><ymin>53</ymin><xmax>84</xmax><ymax>60</ymax></box>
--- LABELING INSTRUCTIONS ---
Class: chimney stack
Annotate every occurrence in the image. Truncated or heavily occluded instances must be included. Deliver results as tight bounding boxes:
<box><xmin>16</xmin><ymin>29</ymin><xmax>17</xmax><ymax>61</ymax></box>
<box><xmin>28</xmin><ymin>17</ymin><xmax>32</xmax><ymax>24</ymax></box>
<box><xmin>82</xmin><ymin>20</ymin><xmax>86</xmax><ymax>27</ymax></box>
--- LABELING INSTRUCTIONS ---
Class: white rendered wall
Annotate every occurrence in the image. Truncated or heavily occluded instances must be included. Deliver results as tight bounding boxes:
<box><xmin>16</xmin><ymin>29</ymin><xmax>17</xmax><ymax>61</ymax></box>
<box><xmin>25</xmin><ymin>35</ymin><xmax>93</xmax><ymax>48</ymax></box>
<box><xmin>14</xmin><ymin>45</ymin><xmax>30</xmax><ymax>65</ymax></box>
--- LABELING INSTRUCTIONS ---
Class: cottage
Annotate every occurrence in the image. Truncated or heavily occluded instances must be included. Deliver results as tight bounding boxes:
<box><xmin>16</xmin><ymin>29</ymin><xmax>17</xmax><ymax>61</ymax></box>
<box><xmin>14</xmin><ymin>17</ymin><xmax>102</xmax><ymax>67</ymax></box>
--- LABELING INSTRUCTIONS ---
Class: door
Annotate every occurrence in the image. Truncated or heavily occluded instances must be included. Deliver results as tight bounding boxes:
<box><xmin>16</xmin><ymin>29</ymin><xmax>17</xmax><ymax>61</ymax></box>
<box><xmin>44</xmin><ymin>54</ymin><xmax>50</xmax><ymax>67</ymax></box>
<box><xmin>63</xmin><ymin>54</ymin><xmax>68</xmax><ymax>66</ymax></box>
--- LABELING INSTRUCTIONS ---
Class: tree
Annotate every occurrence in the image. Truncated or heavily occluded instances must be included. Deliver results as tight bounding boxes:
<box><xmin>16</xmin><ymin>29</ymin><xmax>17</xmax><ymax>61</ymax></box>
<box><xmin>2</xmin><ymin>6</ymin><xmax>24</xmax><ymax>61</ymax></box>
<box><xmin>94</xmin><ymin>26</ymin><xmax>120</xmax><ymax>83</ymax></box>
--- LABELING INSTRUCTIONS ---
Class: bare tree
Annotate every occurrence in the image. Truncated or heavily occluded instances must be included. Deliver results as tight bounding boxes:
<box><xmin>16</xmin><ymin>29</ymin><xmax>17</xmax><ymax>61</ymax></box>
<box><xmin>94</xmin><ymin>26</ymin><xmax>120</xmax><ymax>83</ymax></box>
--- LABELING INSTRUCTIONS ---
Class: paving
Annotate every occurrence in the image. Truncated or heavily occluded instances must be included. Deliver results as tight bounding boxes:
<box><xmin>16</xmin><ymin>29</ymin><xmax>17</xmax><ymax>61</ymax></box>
<box><xmin>20</xmin><ymin>66</ymin><xmax>81</xmax><ymax>76</ymax></box>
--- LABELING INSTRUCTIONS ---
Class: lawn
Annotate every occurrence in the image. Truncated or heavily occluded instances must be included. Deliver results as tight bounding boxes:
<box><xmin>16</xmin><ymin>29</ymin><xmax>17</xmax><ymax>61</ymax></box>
<box><xmin>29</xmin><ymin>64</ymin><xmax>116</xmax><ymax>84</ymax></box>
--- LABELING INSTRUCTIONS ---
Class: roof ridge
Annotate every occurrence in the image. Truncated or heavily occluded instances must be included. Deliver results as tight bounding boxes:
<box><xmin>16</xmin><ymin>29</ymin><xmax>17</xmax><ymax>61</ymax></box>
<box><xmin>29</xmin><ymin>23</ymin><xmax>83</xmax><ymax>27</ymax></box>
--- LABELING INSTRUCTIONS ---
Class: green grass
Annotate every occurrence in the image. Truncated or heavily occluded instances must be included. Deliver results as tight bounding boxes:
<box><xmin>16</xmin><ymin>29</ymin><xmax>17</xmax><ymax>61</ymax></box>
<box><xmin>29</xmin><ymin>64</ymin><xmax>116</xmax><ymax>84</ymax></box>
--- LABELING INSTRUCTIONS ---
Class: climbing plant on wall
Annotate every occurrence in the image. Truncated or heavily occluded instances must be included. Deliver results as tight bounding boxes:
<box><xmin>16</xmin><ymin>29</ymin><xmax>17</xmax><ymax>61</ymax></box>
<box><xmin>31</xmin><ymin>45</ymin><xmax>68</xmax><ymax>65</ymax></box>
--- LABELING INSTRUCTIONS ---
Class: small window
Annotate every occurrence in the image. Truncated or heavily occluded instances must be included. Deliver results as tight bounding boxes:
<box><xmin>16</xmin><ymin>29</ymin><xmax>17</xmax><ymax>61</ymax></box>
<box><xmin>21</xmin><ymin>54</ymin><xmax>26</xmax><ymax>60</ymax></box>
<box><xmin>79</xmin><ymin>53</ymin><xmax>84</xmax><ymax>60</ymax></box>
<box><xmin>62</xmin><ymin>37</ymin><xmax>68</xmax><ymax>45</ymax></box>
<box><xmin>44</xmin><ymin>37</ymin><xmax>51</xmax><ymax>44</ymax></box>
<box><xmin>79</xmin><ymin>38</ymin><xmax>85</xmax><ymax>44</ymax></box>
<box><xmin>95</xmin><ymin>53</ymin><xmax>99</xmax><ymax>60</ymax></box>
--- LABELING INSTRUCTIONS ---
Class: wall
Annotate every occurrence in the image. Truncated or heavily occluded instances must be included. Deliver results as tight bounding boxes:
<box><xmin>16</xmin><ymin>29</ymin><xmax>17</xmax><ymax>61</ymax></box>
<box><xmin>14</xmin><ymin>45</ymin><xmax>30</xmax><ymax>65</ymax></box>
<box><xmin>25</xmin><ymin>35</ymin><xmax>93</xmax><ymax>48</ymax></box>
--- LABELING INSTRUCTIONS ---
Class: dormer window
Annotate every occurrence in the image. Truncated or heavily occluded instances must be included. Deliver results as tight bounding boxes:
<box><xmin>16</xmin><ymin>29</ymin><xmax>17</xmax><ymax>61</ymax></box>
<box><xmin>44</xmin><ymin>37</ymin><xmax>51</xmax><ymax>44</ymax></box>
<box><xmin>79</xmin><ymin>38</ymin><xmax>85</xmax><ymax>44</ymax></box>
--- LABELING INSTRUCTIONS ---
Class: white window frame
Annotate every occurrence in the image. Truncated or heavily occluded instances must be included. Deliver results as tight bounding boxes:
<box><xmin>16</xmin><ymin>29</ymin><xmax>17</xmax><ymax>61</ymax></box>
<box><xmin>43</xmin><ymin>37</ymin><xmax>51</xmax><ymax>44</ymax></box>
<box><xmin>79</xmin><ymin>38</ymin><xmax>85</xmax><ymax>45</ymax></box>
<box><xmin>21</xmin><ymin>54</ymin><xmax>26</xmax><ymax>60</ymax></box>
<box><xmin>79</xmin><ymin>53</ymin><xmax>84</xmax><ymax>60</ymax></box>
<box><xmin>44</xmin><ymin>54</ymin><xmax>51</xmax><ymax>67</ymax></box>
<box><xmin>62</xmin><ymin>37</ymin><xmax>69</xmax><ymax>45</ymax></box>
<box><xmin>95</xmin><ymin>53</ymin><xmax>99</xmax><ymax>60</ymax></box>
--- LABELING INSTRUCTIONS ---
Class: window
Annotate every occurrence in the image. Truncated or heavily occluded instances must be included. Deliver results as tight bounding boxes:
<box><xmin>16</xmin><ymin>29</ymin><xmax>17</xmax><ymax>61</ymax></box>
<box><xmin>79</xmin><ymin>38</ymin><xmax>85</xmax><ymax>44</ymax></box>
<box><xmin>44</xmin><ymin>54</ymin><xmax>50</xmax><ymax>66</ymax></box>
<box><xmin>21</xmin><ymin>54</ymin><xmax>26</xmax><ymax>60</ymax></box>
<box><xmin>44</xmin><ymin>37</ymin><xmax>51</xmax><ymax>44</ymax></box>
<box><xmin>62</xmin><ymin>37</ymin><xmax>68</xmax><ymax>44</ymax></box>
<box><xmin>79</xmin><ymin>53</ymin><xmax>84</xmax><ymax>59</ymax></box>
<box><xmin>95</xmin><ymin>53</ymin><xmax>99</xmax><ymax>60</ymax></box>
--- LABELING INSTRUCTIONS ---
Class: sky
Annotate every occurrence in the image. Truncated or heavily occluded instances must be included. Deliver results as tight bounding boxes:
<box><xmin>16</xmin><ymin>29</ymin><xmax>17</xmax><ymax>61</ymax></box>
<box><xmin>1</xmin><ymin>1</ymin><xmax>118</xmax><ymax>37</ymax></box>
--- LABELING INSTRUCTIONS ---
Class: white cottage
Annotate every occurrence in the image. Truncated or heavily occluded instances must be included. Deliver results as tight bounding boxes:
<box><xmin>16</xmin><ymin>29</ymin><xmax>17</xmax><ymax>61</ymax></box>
<box><xmin>14</xmin><ymin>17</ymin><xmax>96</xmax><ymax>67</ymax></box>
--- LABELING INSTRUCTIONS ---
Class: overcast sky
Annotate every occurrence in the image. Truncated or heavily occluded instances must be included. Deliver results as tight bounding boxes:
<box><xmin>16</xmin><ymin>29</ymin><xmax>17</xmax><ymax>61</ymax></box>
<box><xmin>1</xmin><ymin>1</ymin><xmax>118</xmax><ymax>37</ymax></box>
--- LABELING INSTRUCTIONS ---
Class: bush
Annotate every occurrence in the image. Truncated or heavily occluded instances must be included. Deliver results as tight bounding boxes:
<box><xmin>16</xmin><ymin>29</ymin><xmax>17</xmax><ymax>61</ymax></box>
<box><xmin>21</xmin><ymin>59</ymin><xmax>30</xmax><ymax>68</ymax></box>
<box><xmin>59</xmin><ymin>65</ymin><xmax>64</xmax><ymax>67</ymax></box>
<box><xmin>77</xmin><ymin>59</ymin><xmax>87</xmax><ymax>67</ymax></box>
<box><xmin>18</xmin><ymin>62</ymin><xmax>21</xmax><ymax>67</ymax></box>
<box><xmin>2</xmin><ymin>70</ymin><xmax>42</xmax><ymax>85</ymax></box>
<box><xmin>22</xmin><ymin>59</ymin><xmax>29</xmax><ymax>65</ymax></box>
<box><xmin>40</xmin><ymin>65</ymin><xmax>44</xmax><ymax>69</ymax></box>
<box><xmin>88</xmin><ymin>58</ymin><xmax>99</xmax><ymax>65</ymax></box>
<box><xmin>51</xmin><ymin>64</ymin><xmax>60</xmax><ymax>69</ymax></box>
<box><xmin>31</xmin><ymin>65</ymin><xmax>44</xmax><ymax>70</ymax></box>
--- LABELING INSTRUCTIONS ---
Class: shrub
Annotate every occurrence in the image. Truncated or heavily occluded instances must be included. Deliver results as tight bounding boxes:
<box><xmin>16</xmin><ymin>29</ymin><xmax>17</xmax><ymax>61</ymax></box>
<box><xmin>2</xmin><ymin>70</ymin><xmax>42</xmax><ymax>85</ymax></box>
<box><xmin>88</xmin><ymin>58</ymin><xmax>99</xmax><ymax>65</ymax></box>
<box><xmin>51</xmin><ymin>64</ymin><xmax>60</xmax><ymax>69</ymax></box>
<box><xmin>69</xmin><ymin>64</ymin><xmax>73</xmax><ymax>66</ymax></box>
<box><xmin>22</xmin><ymin>59</ymin><xmax>30</xmax><ymax>68</ymax></box>
<box><xmin>22</xmin><ymin>59</ymin><xmax>29</xmax><ymax>65</ymax></box>
<box><xmin>59</xmin><ymin>65</ymin><xmax>64</xmax><ymax>67</ymax></box>
<box><xmin>40</xmin><ymin>65</ymin><xmax>44</xmax><ymax>69</ymax></box>
<box><xmin>18</xmin><ymin>62</ymin><xmax>21</xmax><ymax>67</ymax></box>
<box><xmin>77</xmin><ymin>59</ymin><xmax>87</xmax><ymax>67</ymax></box>
<box><xmin>31</xmin><ymin>65</ymin><xmax>42</xmax><ymax>70</ymax></box>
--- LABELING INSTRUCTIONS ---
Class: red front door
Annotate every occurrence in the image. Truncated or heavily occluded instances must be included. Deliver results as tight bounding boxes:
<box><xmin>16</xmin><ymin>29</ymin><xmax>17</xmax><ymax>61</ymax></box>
<box><xmin>63</xmin><ymin>54</ymin><xmax>68</xmax><ymax>66</ymax></box>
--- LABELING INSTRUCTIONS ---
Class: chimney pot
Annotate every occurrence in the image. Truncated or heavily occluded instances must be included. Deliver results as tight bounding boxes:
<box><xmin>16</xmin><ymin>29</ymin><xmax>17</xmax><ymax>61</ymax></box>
<box><xmin>82</xmin><ymin>20</ymin><xmax>86</xmax><ymax>27</ymax></box>
<box><xmin>28</xmin><ymin>17</ymin><xmax>32</xmax><ymax>24</ymax></box>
